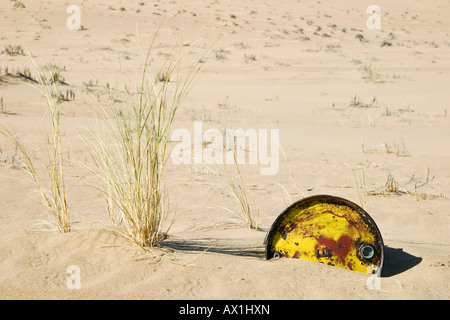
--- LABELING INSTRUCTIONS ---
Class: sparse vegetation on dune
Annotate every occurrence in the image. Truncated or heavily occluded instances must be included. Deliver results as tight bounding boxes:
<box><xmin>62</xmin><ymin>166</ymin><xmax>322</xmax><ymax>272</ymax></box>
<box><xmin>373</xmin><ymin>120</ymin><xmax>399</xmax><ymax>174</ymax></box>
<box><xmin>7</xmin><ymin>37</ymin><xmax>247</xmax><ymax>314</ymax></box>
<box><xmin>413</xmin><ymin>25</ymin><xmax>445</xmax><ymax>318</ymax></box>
<box><xmin>0</xmin><ymin>63</ymin><xmax>69</xmax><ymax>85</ymax></box>
<box><xmin>362</xmin><ymin>141</ymin><xmax>410</xmax><ymax>157</ymax></box>
<box><xmin>0</xmin><ymin>0</ymin><xmax>448</xmax><ymax>300</ymax></box>
<box><xmin>348</xmin><ymin>161</ymin><xmax>447</xmax><ymax>204</ymax></box>
<box><xmin>0</xmin><ymin>65</ymin><xmax>38</xmax><ymax>83</ymax></box>
<box><xmin>366</xmin><ymin>171</ymin><xmax>446</xmax><ymax>200</ymax></box>
<box><xmin>214</xmin><ymin>48</ymin><xmax>229</xmax><ymax>61</ymax></box>
<box><xmin>348</xmin><ymin>94</ymin><xmax>378</xmax><ymax>108</ymax></box>
<box><xmin>11</xmin><ymin>0</ymin><xmax>26</xmax><ymax>9</ymax></box>
<box><xmin>1</xmin><ymin>44</ymin><xmax>25</xmax><ymax>56</ymax></box>
<box><xmin>352</xmin><ymin>59</ymin><xmax>382</xmax><ymax>83</ymax></box>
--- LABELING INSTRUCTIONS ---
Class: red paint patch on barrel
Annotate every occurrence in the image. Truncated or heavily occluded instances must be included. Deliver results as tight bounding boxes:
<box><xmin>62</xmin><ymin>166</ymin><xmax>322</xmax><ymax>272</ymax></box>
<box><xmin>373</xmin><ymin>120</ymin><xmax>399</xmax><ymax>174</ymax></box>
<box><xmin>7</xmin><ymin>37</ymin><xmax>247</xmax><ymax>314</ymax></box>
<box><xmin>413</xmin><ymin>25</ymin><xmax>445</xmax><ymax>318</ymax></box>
<box><xmin>316</xmin><ymin>235</ymin><xmax>354</xmax><ymax>266</ymax></box>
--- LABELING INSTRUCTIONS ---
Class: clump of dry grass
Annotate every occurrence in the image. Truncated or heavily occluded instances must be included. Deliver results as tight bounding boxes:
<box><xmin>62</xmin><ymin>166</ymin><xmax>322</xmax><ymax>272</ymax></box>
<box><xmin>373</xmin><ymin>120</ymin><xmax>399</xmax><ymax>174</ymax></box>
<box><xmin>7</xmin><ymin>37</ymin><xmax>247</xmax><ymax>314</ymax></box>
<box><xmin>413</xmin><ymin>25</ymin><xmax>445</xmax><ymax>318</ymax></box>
<box><xmin>352</xmin><ymin>59</ymin><xmax>382</xmax><ymax>83</ymax></box>
<box><xmin>11</xmin><ymin>0</ymin><xmax>26</xmax><ymax>9</ymax></box>
<box><xmin>0</xmin><ymin>65</ymin><xmax>38</xmax><ymax>83</ymax></box>
<box><xmin>348</xmin><ymin>95</ymin><xmax>378</xmax><ymax>108</ymax></box>
<box><xmin>383</xmin><ymin>141</ymin><xmax>410</xmax><ymax>157</ymax></box>
<box><xmin>214</xmin><ymin>48</ymin><xmax>229</xmax><ymax>61</ymax></box>
<box><xmin>56</xmin><ymin>88</ymin><xmax>75</xmax><ymax>102</ymax></box>
<box><xmin>1</xmin><ymin>44</ymin><xmax>25</xmax><ymax>56</ymax></box>
<box><xmin>362</xmin><ymin>141</ymin><xmax>411</xmax><ymax>157</ymax></box>
<box><xmin>384</xmin><ymin>173</ymin><xmax>405</xmax><ymax>194</ymax></box>
<box><xmin>87</xmin><ymin>31</ymin><xmax>206</xmax><ymax>247</ymax></box>
<box><xmin>244</xmin><ymin>53</ymin><xmax>257</xmax><ymax>63</ymax></box>
<box><xmin>1</xmin><ymin>54</ymin><xmax>70</xmax><ymax>233</ymax></box>
<box><xmin>406</xmin><ymin>168</ymin><xmax>446</xmax><ymax>200</ymax></box>
<box><xmin>380</xmin><ymin>39</ymin><xmax>392</xmax><ymax>47</ymax></box>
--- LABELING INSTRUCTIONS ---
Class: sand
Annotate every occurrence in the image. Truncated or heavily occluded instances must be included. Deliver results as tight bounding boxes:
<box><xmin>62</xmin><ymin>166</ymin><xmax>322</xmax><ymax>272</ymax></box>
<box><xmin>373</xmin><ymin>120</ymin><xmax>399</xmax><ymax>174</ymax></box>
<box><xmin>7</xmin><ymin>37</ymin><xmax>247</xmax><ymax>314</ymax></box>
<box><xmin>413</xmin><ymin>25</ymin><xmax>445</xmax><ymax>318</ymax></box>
<box><xmin>0</xmin><ymin>0</ymin><xmax>449</xmax><ymax>300</ymax></box>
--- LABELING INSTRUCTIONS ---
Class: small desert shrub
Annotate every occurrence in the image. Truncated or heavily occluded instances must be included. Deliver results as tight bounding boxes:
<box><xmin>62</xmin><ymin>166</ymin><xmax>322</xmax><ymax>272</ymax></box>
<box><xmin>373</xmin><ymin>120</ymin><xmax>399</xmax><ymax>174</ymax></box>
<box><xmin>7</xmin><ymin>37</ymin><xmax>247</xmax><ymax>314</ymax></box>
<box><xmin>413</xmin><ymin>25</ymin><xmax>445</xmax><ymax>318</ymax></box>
<box><xmin>380</xmin><ymin>40</ymin><xmax>392</xmax><ymax>47</ymax></box>
<box><xmin>1</xmin><ymin>64</ymin><xmax>42</xmax><ymax>83</ymax></box>
<box><xmin>87</xmin><ymin>32</ymin><xmax>205</xmax><ymax>247</ymax></box>
<box><xmin>382</xmin><ymin>141</ymin><xmax>410</xmax><ymax>157</ymax></box>
<box><xmin>244</xmin><ymin>53</ymin><xmax>257</xmax><ymax>63</ymax></box>
<box><xmin>355</xmin><ymin>34</ymin><xmax>364</xmax><ymax>41</ymax></box>
<box><xmin>385</xmin><ymin>174</ymin><xmax>400</xmax><ymax>193</ymax></box>
<box><xmin>214</xmin><ymin>48</ymin><xmax>229</xmax><ymax>60</ymax></box>
<box><xmin>353</xmin><ymin>59</ymin><xmax>381</xmax><ymax>83</ymax></box>
<box><xmin>82</xmin><ymin>79</ymin><xmax>99</xmax><ymax>93</ymax></box>
<box><xmin>406</xmin><ymin>169</ymin><xmax>446</xmax><ymax>200</ymax></box>
<box><xmin>16</xmin><ymin>66</ymin><xmax>38</xmax><ymax>82</ymax></box>
<box><xmin>348</xmin><ymin>95</ymin><xmax>378</xmax><ymax>108</ymax></box>
<box><xmin>2</xmin><ymin>45</ymin><xmax>25</xmax><ymax>56</ymax></box>
<box><xmin>156</xmin><ymin>69</ymin><xmax>171</xmax><ymax>82</ymax></box>
<box><xmin>49</xmin><ymin>68</ymin><xmax>66</xmax><ymax>85</ymax></box>
<box><xmin>54</xmin><ymin>88</ymin><xmax>75</xmax><ymax>102</ymax></box>
<box><xmin>12</xmin><ymin>0</ymin><xmax>26</xmax><ymax>8</ymax></box>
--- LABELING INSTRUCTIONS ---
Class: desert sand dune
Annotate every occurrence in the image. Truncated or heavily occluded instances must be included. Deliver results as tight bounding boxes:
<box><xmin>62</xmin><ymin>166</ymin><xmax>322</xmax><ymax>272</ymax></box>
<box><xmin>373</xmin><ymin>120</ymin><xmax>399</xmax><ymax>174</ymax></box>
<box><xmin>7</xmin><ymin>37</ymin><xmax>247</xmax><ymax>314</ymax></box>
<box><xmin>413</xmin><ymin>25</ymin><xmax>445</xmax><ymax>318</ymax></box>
<box><xmin>0</xmin><ymin>0</ymin><xmax>449</xmax><ymax>299</ymax></box>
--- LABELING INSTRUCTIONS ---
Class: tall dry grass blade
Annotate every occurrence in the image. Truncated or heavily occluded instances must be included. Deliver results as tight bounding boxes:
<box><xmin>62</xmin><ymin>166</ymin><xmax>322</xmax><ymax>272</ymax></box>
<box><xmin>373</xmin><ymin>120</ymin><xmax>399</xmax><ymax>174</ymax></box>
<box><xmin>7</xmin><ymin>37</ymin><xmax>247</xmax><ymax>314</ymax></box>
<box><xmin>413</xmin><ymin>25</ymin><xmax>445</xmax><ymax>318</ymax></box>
<box><xmin>351</xmin><ymin>166</ymin><xmax>367</xmax><ymax>210</ymax></box>
<box><xmin>215</xmin><ymin>152</ymin><xmax>260</xmax><ymax>230</ymax></box>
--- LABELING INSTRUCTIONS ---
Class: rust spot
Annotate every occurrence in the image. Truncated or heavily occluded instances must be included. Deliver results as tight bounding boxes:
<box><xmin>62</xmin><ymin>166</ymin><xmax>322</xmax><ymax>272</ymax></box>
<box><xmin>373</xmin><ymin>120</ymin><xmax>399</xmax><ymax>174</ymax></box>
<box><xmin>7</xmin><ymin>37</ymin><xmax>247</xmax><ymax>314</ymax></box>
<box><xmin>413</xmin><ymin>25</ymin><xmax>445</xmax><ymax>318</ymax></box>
<box><xmin>316</xmin><ymin>235</ymin><xmax>354</xmax><ymax>264</ymax></box>
<box><xmin>347</xmin><ymin>260</ymin><xmax>354</xmax><ymax>270</ymax></box>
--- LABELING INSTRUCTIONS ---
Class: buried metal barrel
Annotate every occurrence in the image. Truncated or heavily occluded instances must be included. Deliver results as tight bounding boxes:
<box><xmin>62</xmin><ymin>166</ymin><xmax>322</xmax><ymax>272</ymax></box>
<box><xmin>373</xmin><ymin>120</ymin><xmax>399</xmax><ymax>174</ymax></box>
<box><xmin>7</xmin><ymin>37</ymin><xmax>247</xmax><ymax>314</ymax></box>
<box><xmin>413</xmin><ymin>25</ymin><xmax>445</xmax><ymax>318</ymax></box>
<box><xmin>264</xmin><ymin>195</ymin><xmax>384</xmax><ymax>275</ymax></box>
